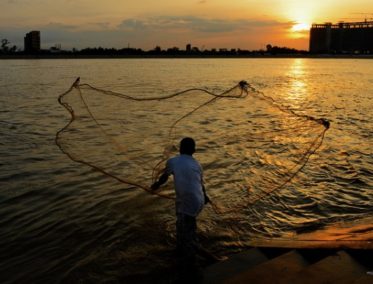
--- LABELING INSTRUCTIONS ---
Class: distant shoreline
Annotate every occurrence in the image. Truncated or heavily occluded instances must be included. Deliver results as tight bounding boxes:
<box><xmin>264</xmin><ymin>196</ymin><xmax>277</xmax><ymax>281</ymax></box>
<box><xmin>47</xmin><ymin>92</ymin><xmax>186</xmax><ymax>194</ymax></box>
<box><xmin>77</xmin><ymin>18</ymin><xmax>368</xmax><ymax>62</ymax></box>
<box><xmin>1</xmin><ymin>54</ymin><xmax>373</xmax><ymax>59</ymax></box>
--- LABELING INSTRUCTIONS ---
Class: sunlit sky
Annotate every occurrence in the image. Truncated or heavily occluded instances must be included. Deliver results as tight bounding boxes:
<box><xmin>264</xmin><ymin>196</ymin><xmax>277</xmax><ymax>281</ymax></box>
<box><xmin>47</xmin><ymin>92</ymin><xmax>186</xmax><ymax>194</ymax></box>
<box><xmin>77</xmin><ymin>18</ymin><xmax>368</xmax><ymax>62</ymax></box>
<box><xmin>1</xmin><ymin>0</ymin><xmax>373</xmax><ymax>51</ymax></box>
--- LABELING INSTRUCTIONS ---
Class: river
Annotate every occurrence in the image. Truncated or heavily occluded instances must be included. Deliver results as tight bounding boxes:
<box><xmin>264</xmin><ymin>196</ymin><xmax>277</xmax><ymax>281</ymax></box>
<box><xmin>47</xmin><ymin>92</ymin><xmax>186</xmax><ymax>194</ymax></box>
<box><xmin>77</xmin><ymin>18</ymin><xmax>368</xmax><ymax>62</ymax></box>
<box><xmin>0</xmin><ymin>58</ymin><xmax>372</xmax><ymax>283</ymax></box>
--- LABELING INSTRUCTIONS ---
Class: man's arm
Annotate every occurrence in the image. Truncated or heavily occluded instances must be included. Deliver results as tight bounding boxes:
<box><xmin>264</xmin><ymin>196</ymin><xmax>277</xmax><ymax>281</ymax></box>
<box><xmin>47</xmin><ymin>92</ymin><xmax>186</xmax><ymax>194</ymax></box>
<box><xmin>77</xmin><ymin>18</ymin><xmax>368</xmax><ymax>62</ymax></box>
<box><xmin>151</xmin><ymin>173</ymin><xmax>169</xmax><ymax>190</ymax></box>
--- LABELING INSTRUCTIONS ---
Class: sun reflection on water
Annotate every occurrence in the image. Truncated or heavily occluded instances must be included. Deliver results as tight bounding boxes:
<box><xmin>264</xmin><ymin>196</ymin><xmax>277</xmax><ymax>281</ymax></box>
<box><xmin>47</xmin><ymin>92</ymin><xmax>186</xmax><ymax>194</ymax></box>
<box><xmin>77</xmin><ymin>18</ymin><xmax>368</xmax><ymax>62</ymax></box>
<box><xmin>286</xmin><ymin>59</ymin><xmax>309</xmax><ymax>105</ymax></box>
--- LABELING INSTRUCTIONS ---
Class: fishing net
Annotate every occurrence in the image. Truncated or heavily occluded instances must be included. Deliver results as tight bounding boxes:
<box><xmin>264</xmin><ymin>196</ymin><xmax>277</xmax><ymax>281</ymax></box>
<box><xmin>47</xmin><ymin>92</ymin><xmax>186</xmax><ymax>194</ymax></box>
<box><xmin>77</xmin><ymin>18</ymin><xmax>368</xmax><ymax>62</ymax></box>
<box><xmin>56</xmin><ymin>78</ymin><xmax>329</xmax><ymax>212</ymax></box>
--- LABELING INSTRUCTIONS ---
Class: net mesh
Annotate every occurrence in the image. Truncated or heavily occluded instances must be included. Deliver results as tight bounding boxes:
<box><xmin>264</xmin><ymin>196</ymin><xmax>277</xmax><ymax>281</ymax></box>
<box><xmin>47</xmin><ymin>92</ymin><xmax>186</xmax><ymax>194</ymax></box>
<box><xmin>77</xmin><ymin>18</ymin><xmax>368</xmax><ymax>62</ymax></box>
<box><xmin>56</xmin><ymin>78</ymin><xmax>329</xmax><ymax>212</ymax></box>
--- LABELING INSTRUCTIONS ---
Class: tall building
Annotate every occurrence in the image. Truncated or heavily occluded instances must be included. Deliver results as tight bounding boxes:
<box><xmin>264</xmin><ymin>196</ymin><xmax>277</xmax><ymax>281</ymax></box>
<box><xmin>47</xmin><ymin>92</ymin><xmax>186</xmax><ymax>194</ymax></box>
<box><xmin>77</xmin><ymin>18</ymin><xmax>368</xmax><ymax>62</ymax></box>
<box><xmin>309</xmin><ymin>21</ymin><xmax>373</xmax><ymax>54</ymax></box>
<box><xmin>24</xmin><ymin>31</ymin><xmax>41</xmax><ymax>53</ymax></box>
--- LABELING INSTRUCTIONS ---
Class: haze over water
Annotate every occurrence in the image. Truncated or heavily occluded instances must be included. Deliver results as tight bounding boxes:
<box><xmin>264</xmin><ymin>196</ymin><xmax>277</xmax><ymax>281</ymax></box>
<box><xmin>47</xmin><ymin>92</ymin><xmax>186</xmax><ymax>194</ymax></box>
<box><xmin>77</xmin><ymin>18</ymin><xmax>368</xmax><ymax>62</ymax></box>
<box><xmin>0</xmin><ymin>58</ymin><xmax>372</xmax><ymax>283</ymax></box>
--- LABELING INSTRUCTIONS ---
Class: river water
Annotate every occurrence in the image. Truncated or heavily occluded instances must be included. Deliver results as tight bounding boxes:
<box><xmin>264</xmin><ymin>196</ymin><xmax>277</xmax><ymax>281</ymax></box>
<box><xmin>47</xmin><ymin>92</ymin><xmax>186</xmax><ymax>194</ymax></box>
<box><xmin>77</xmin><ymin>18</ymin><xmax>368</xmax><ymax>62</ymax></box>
<box><xmin>0</xmin><ymin>58</ymin><xmax>372</xmax><ymax>283</ymax></box>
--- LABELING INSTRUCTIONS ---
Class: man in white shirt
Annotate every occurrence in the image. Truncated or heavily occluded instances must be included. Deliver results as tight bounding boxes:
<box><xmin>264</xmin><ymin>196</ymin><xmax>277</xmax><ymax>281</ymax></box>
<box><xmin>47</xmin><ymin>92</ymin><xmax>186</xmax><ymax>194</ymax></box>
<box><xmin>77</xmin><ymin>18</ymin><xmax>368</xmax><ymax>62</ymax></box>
<box><xmin>151</xmin><ymin>137</ymin><xmax>209</xmax><ymax>271</ymax></box>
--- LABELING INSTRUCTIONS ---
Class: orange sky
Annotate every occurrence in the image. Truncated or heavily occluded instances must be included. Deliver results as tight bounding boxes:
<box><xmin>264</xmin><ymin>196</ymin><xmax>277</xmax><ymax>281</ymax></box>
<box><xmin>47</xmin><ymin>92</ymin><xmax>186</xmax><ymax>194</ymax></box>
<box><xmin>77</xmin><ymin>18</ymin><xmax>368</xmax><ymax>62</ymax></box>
<box><xmin>1</xmin><ymin>0</ymin><xmax>373</xmax><ymax>50</ymax></box>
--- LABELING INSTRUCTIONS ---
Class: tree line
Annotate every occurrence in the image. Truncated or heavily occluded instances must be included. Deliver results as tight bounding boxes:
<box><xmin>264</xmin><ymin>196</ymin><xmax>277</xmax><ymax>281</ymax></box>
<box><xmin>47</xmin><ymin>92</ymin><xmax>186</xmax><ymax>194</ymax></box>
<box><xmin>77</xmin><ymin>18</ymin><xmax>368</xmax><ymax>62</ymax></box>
<box><xmin>0</xmin><ymin>38</ymin><xmax>307</xmax><ymax>56</ymax></box>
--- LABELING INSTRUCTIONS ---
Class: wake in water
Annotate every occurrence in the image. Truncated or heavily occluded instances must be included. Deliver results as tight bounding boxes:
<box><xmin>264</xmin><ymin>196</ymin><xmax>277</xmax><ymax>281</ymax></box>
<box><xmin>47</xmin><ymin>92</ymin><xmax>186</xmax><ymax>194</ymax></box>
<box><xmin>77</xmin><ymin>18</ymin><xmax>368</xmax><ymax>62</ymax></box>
<box><xmin>56</xmin><ymin>78</ymin><xmax>329</xmax><ymax>212</ymax></box>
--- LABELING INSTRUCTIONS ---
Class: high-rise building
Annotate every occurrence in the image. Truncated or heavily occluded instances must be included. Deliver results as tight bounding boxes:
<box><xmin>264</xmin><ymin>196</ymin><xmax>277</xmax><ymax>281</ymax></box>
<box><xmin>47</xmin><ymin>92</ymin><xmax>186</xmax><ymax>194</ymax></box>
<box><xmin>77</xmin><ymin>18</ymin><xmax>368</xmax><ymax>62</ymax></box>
<box><xmin>309</xmin><ymin>21</ymin><xmax>373</xmax><ymax>54</ymax></box>
<box><xmin>24</xmin><ymin>31</ymin><xmax>41</xmax><ymax>53</ymax></box>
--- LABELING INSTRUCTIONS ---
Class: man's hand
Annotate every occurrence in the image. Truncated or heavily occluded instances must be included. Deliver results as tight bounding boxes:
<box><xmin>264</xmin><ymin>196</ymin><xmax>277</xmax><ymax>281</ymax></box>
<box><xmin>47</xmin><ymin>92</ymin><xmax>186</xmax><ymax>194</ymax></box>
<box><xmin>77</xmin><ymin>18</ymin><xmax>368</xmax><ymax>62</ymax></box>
<box><xmin>151</xmin><ymin>181</ymin><xmax>160</xmax><ymax>191</ymax></box>
<box><xmin>151</xmin><ymin>173</ymin><xmax>169</xmax><ymax>191</ymax></box>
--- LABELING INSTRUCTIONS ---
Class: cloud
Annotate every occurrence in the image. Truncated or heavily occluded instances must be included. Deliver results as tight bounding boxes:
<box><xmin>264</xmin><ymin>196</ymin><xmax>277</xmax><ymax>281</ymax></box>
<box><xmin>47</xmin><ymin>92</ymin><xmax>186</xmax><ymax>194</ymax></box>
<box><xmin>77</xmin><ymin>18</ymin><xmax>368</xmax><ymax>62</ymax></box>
<box><xmin>0</xmin><ymin>15</ymin><xmax>297</xmax><ymax>50</ymax></box>
<box><xmin>45</xmin><ymin>22</ymin><xmax>78</xmax><ymax>30</ymax></box>
<box><xmin>185</xmin><ymin>17</ymin><xmax>284</xmax><ymax>33</ymax></box>
<box><xmin>117</xmin><ymin>16</ymin><xmax>286</xmax><ymax>34</ymax></box>
<box><xmin>118</xmin><ymin>19</ymin><xmax>147</xmax><ymax>31</ymax></box>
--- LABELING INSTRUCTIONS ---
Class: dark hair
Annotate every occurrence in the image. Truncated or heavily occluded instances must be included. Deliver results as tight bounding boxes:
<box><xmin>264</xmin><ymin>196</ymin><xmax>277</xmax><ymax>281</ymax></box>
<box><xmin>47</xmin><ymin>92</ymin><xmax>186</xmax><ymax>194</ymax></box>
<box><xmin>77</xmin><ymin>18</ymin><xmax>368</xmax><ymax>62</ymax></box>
<box><xmin>179</xmin><ymin>137</ymin><xmax>195</xmax><ymax>155</ymax></box>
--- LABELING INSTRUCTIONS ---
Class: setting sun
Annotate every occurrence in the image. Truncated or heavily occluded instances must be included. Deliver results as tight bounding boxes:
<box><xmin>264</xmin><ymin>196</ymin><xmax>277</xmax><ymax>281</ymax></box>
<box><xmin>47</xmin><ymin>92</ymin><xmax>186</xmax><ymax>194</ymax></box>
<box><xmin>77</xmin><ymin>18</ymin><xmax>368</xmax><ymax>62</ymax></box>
<box><xmin>291</xmin><ymin>23</ymin><xmax>311</xmax><ymax>32</ymax></box>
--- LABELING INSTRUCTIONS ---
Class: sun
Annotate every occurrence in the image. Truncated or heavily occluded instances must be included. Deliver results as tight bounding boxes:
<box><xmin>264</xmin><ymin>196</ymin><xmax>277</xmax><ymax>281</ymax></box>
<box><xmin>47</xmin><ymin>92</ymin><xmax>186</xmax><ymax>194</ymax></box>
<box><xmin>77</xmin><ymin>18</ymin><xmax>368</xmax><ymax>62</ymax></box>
<box><xmin>291</xmin><ymin>22</ymin><xmax>311</xmax><ymax>32</ymax></box>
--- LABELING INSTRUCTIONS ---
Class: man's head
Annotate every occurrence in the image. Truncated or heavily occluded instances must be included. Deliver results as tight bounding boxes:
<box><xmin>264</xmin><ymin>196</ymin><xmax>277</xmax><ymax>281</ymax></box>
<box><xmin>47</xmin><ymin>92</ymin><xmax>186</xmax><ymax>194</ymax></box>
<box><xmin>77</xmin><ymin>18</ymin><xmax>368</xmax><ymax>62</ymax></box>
<box><xmin>179</xmin><ymin>137</ymin><xmax>195</xmax><ymax>155</ymax></box>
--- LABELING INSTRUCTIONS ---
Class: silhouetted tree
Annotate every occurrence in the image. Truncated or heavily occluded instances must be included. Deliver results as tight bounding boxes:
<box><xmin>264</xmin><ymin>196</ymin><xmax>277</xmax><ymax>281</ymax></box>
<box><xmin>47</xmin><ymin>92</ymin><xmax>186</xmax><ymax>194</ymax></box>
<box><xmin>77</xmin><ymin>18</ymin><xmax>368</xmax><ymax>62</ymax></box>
<box><xmin>0</xmin><ymin>39</ymin><xmax>17</xmax><ymax>54</ymax></box>
<box><xmin>266</xmin><ymin>44</ymin><xmax>273</xmax><ymax>53</ymax></box>
<box><xmin>9</xmin><ymin>45</ymin><xmax>17</xmax><ymax>53</ymax></box>
<box><xmin>1</xmin><ymin>39</ymin><xmax>10</xmax><ymax>52</ymax></box>
<box><xmin>154</xmin><ymin>46</ymin><xmax>161</xmax><ymax>53</ymax></box>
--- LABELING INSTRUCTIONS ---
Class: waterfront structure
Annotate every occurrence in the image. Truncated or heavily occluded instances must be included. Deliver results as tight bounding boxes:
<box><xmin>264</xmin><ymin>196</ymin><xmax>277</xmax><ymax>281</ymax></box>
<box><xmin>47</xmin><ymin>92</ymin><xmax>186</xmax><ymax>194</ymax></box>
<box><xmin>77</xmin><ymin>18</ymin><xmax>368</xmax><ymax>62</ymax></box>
<box><xmin>309</xmin><ymin>21</ymin><xmax>373</xmax><ymax>54</ymax></box>
<box><xmin>24</xmin><ymin>31</ymin><xmax>41</xmax><ymax>53</ymax></box>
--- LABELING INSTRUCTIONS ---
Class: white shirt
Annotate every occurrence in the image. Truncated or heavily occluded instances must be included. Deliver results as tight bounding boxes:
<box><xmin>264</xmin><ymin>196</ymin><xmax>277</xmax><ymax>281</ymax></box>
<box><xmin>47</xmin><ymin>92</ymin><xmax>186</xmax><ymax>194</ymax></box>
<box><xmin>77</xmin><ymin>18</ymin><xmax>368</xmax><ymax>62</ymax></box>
<box><xmin>165</xmin><ymin>154</ymin><xmax>204</xmax><ymax>217</ymax></box>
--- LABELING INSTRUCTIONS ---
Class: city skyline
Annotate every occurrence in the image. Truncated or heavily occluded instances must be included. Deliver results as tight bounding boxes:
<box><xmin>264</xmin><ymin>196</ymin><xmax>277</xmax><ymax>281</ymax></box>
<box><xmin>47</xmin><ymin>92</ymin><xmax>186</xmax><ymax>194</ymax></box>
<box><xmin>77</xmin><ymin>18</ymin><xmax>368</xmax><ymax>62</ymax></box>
<box><xmin>1</xmin><ymin>0</ymin><xmax>373</xmax><ymax>51</ymax></box>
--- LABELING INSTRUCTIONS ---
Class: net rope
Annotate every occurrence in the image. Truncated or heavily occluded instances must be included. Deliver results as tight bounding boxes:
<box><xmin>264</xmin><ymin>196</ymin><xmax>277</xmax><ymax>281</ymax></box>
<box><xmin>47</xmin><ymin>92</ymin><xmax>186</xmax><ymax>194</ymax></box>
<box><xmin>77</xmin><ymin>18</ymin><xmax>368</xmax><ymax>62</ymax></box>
<box><xmin>56</xmin><ymin>78</ymin><xmax>329</xmax><ymax>213</ymax></box>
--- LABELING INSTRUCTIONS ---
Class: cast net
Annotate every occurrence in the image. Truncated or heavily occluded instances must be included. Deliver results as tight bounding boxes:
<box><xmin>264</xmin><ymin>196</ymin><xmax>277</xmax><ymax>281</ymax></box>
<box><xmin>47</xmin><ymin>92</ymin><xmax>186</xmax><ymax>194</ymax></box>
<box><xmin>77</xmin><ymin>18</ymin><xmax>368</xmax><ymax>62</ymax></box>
<box><xmin>56</xmin><ymin>78</ymin><xmax>329</xmax><ymax>212</ymax></box>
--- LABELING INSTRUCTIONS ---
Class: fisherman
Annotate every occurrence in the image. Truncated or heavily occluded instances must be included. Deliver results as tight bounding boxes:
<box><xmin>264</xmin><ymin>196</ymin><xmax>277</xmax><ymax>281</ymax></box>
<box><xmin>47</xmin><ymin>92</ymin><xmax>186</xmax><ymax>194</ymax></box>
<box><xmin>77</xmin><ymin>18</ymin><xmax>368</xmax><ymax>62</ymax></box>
<box><xmin>151</xmin><ymin>137</ymin><xmax>210</xmax><ymax>275</ymax></box>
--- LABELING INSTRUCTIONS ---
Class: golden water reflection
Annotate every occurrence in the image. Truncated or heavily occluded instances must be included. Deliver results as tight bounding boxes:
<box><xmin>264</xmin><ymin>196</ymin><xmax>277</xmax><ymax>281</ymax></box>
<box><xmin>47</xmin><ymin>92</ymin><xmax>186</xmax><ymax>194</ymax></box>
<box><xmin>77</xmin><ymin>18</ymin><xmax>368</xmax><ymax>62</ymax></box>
<box><xmin>285</xmin><ymin>59</ymin><xmax>309</xmax><ymax>105</ymax></box>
